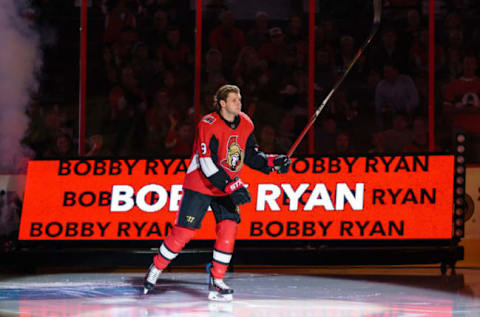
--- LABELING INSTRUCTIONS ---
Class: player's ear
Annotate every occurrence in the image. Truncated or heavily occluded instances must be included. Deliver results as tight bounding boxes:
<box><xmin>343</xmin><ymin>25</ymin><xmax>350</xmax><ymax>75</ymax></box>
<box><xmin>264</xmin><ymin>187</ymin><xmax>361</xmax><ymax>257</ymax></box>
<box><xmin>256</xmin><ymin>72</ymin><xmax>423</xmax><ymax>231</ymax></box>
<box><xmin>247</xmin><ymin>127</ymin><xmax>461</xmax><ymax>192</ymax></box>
<box><xmin>219</xmin><ymin>99</ymin><xmax>226</xmax><ymax>108</ymax></box>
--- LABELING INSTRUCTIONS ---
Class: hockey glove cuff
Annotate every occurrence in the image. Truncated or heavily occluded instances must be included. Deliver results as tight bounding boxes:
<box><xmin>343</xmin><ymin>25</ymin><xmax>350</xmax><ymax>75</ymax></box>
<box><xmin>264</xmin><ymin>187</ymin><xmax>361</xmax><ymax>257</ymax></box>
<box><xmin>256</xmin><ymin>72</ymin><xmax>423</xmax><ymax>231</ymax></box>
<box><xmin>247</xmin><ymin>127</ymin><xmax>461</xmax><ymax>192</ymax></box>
<box><xmin>225</xmin><ymin>179</ymin><xmax>251</xmax><ymax>205</ymax></box>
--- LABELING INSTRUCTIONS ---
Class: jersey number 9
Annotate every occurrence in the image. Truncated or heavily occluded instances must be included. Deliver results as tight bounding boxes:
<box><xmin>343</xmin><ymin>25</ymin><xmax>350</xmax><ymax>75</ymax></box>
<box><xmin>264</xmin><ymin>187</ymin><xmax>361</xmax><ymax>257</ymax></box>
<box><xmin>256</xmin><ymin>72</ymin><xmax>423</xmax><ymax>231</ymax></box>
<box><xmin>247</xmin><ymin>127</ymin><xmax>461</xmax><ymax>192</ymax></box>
<box><xmin>201</xmin><ymin>143</ymin><xmax>207</xmax><ymax>155</ymax></box>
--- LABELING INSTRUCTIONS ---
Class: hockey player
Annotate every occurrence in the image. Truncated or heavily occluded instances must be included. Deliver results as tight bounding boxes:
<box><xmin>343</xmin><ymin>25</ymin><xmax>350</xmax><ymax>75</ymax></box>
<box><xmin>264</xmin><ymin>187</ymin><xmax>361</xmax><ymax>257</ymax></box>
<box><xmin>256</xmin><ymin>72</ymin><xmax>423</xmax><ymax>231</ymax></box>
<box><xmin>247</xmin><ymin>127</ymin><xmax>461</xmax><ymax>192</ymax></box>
<box><xmin>144</xmin><ymin>84</ymin><xmax>291</xmax><ymax>301</ymax></box>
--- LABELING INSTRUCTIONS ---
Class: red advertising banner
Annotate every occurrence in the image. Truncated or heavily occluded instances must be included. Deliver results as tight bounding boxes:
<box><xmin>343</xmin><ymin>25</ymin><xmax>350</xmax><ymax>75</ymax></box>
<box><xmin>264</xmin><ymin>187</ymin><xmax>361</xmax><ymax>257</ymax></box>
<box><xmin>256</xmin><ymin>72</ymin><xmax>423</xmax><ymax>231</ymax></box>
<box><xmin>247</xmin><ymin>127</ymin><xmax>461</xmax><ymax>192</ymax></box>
<box><xmin>19</xmin><ymin>155</ymin><xmax>454</xmax><ymax>240</ymax></box>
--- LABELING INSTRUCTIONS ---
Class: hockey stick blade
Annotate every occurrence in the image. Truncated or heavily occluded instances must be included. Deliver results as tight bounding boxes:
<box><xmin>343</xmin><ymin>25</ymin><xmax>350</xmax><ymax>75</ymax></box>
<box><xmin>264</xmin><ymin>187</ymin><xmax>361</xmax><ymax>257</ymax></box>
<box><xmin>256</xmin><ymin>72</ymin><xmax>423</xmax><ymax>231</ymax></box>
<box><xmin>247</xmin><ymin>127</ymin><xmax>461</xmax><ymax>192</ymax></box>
<box><xmin>287</xmin><ymin>0</ymin><xmax>382</xmax><ymax>158</ymax></box>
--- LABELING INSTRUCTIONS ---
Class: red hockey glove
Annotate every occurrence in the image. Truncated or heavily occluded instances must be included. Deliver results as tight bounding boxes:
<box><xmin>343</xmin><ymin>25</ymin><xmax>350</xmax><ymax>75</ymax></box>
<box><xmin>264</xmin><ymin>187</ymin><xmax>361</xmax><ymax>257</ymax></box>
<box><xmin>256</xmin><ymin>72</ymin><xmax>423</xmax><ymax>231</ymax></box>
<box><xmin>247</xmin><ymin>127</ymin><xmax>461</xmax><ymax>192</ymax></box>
<box><xmin>225</xmin><ymin>179</ymin><xmax>251</xmax><ymax>205</ymax></box>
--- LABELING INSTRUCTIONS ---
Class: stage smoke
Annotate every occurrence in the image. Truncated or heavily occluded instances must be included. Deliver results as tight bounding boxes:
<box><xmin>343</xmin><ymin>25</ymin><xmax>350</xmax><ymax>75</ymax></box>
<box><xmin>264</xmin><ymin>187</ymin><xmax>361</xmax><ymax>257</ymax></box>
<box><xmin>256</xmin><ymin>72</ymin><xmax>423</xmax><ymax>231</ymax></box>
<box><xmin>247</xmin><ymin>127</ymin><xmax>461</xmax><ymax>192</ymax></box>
<box><xmin>0</xmin><ymin>0</ymin><xmax>41</xmax><ymax>173</ymax></box>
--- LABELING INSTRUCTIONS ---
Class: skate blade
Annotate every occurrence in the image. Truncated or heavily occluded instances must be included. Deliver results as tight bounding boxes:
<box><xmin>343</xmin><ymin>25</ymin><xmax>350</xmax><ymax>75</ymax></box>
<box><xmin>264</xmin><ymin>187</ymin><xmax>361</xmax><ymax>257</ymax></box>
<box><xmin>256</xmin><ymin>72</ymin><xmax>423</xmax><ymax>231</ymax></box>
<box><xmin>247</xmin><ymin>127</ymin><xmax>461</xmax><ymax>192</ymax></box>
<box><xmin>208</xmin><ymin>291</ymin><xmax>233</xmax><ymax>302</ymax></box>
<box><xmin>143</xmin><ymin>288</ymin><xmax>149</xmax><ymax>295</ymax></box>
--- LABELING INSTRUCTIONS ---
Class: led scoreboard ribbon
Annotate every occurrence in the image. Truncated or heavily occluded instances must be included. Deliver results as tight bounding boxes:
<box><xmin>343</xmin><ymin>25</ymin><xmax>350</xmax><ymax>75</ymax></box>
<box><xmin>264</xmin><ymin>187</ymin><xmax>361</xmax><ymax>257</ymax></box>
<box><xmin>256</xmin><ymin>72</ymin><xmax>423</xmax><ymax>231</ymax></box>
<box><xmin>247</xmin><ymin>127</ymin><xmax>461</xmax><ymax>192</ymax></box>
<box><xmin>19</xmin><ymin>155</ymin><xmax>454</xmax><ymax>240</ymax></box>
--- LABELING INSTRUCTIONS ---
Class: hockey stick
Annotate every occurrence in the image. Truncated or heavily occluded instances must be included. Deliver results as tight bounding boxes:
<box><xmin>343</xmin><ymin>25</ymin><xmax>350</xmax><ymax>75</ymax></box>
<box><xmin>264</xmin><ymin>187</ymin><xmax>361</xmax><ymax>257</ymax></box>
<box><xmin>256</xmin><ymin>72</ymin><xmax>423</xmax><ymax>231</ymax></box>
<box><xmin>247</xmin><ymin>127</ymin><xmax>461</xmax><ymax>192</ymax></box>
<box><xmin>287</xmin><ymin>0</ymin><xmax>382</xmax><ymax>157</ymax></box>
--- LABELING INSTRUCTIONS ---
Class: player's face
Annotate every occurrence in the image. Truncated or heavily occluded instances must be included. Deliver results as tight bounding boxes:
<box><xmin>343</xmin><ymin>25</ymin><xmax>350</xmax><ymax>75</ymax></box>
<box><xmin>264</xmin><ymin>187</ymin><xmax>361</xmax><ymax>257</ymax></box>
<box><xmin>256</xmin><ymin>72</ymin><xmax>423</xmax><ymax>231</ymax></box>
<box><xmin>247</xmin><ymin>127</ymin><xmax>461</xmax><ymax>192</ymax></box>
<box><xmin>221</xmin><ymin>92</ymin><xmax>242</xmax><ymax>117</ymax></box>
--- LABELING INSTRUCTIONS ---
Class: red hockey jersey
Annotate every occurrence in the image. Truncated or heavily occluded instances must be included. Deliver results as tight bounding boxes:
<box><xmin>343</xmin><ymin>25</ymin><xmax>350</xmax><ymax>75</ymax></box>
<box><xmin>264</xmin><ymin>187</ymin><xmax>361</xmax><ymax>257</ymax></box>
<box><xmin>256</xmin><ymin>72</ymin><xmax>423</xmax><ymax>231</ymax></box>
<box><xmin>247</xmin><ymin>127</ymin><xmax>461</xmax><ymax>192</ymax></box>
<box><xmin>183</xmin><ymin>111</ymin><xmax>271</xmax><ymax>196</ymax></box>
<box><xmin>443</xmin><ymin>77</ymin><xmax>480</xmax><ymax>133</ymax></box>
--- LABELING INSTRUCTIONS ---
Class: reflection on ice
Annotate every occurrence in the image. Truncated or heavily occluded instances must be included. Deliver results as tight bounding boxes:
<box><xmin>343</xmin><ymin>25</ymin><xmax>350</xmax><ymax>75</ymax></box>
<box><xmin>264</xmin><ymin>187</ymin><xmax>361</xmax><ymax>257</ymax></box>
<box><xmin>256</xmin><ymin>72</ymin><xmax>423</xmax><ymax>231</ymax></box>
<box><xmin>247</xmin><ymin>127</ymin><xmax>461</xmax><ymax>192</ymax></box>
<box><xmin>0</xmin><ymin>271</ymin><xmax>477</xmax><ymax>316</ymax></box>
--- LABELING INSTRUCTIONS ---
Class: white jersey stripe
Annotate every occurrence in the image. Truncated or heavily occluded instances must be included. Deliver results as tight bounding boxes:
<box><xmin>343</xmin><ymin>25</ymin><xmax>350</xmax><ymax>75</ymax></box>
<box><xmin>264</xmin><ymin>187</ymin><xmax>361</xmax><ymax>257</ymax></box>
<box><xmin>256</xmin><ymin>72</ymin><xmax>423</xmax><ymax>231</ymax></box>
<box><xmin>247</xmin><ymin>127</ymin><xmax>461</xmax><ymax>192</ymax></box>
<box><xmin>187</xmin><ymin>153</ymin><xmax>200</xmax><ymax>174</ymax></box>
<box><xmin>199</xmin><ymin>157</ymin><xmax>219</xmax><ymax>177</ymax></box>
<box><xmin>160</xmin><ymin>244</ymin><xmax>178</xmax><ymax>261</ymax></box>
<box><xmin>213</xmin><ymin>250</ymin><xmax>232</xmax><ymax>264</ymax></box>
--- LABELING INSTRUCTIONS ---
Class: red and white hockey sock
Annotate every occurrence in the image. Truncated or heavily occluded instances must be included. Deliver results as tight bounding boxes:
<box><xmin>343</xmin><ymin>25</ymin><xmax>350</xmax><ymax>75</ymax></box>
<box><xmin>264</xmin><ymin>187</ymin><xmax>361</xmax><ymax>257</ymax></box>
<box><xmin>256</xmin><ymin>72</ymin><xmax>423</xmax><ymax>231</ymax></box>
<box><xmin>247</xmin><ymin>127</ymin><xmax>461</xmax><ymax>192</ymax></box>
<box><xmin>153</xmin><ymin>225</ymin><xmax>195</xmax><ymax>270</ymax></box>
<box><xmin>211</xmin><ymin>220</ymin><xmax>238</xmax><ymax>279</ymax></box>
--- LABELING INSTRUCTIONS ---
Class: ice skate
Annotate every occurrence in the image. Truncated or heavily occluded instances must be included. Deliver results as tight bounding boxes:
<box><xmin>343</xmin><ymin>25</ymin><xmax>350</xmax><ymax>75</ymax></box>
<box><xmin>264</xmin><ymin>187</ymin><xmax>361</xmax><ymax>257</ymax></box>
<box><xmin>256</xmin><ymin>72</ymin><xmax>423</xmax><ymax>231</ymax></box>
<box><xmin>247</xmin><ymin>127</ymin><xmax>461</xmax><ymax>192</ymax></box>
<box><xmin>206</xmin><ymin>263</ymin><xmax>234</xmax><ymax>302</ymax></box>
<box><xmin>143</xmin><ymin>264</ymin><xmax>162</xmax><ymax>294</ymax></box>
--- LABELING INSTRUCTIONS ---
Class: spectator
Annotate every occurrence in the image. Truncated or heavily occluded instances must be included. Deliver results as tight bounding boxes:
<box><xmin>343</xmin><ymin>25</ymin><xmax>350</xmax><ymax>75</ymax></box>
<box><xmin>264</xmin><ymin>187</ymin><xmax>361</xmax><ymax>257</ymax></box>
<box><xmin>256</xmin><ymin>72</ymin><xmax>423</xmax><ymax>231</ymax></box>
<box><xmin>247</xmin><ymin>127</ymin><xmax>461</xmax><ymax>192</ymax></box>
<box><xmin>414</xmin><ymin>73</ymin><xmax>428</xmax><ymax>111</ymax></box>
<box><xmin>165</xmin><ymin>117</ymin><xmax>194</xmax><ymax>156</ymax></box>
<box><xmin>335</xmin><ymin>35</ymin><xmax>355</xmax><ymax>72</ymax></box>
<box><xmin>258</xmin><ymin>124</ymin><xmax>281</xmax><ymax>153</ymax></box>
<box><xmin>285</xmin><ymin>14</ymin><xmax>305</xmax><ymax>45</ymax></box>
<box><xmin>258</xmin><ymin>27</ymin><xmax>296</xmax><ymax>91</ymax></box>
<box><xmin>443</xmin><ymin>54</ymin><xmax>480</xmax><ymax>110</ymax></box>
<box><xmin>409</xmin><ymin>29</ymin><xmax>429</xmax><ymax>74</ymax></box>
<box><xmin>233</xmin><ymin>46</ymin><xmax>266</xmax><ymax>94</ymax></box>
<box><xmin>131</xmin><ymin>42</ymin><xmax>155</xmax><ymax>95</ymax></box>
<box><xmin>384</xmin><ymin>0</ymin><xmax>420</xmax><ymax>22</ymax></box>
<box><xmin>109</xmin><ymin>66</ymin><xmax>147</xmax><ymax>154</ymax></box>
<box><xmin>246</xmin><ymin>11</ymin><xmax>270</xmax><ymax>49</ymax></box>
<box><xmin>197</xmin><ymin>92</ymin><xmax>216</xmax><ymax>118</ymax></box>
<box><xmin>333</xmin><ymin>131</ymin><xmax>355</xmax><ymax>154</ymax></box>
<box><xmin>278</xmin><ymin>68</ymin><xmax>307</xmax><ymax>111</ymax></box>
<box><xmin>144</xmin><ymin>89</ymin><xmax>170</xmax><ymax>155</ymax></box>
<box><xmin>209</xmin><ymin>10</ymin><xmax>245</xmax><ymax>66</ymax></box>
<box><xmin>442</xmin><ymin>12</ymin><xmax>463</xmax><ymax>42</ymax></box>
<box><xmin>24</xmin><ymin>103</ymin><xmax>66</xmax><ymax>158</ymax></box>
<box><xmin>44</xmin><ymin>133</ymin><xmax>76</xmax><ymax>158</ymax></box>
<box><xmin>445</xmin><ymin>29</ymin><xmax>466</xmax><ymax>56</ymax></box>
<box><xmin>382</xmin><ymin>112</ymin><xmax>412</xmax><ymax>153</ymax></box>
<box><xmin>443</xmin><ymin>55</ymin><xmax>480</xmax><ymax>160</ymax></box>
<box><xmin>368</xmin><ymin>130</ymin><xmax>386</xmax><ymax>153</ymax></box>
<box><xmin>162</xmin><ymin>70</ymin><xmax>190</xmax><ymax>112</ymax></box>
<box><xmin>151</xmin><ymin>45</ymin><xmax>167</xmax><ymax>84</ymax></box>
<box><xmin>111</xmin><ymin>27</ymin><xmax>139</xmax><ymax>64</ymax></box>
<box><xmin>275</xmin><ymin>110</ymin><xmax>297</xmax><ymax>153</ymax></box>
<box><xmin>109</xmin><ymin>66</ymin><xmax>146</xmax><ymax>120</ymax></box>
<box><xmin>158</xmin><ymin>26</ymin><xmax>192</xmax><ymax>70</ymax></box>
<box><xmin>442</xmin><ymin>48</ymin><xmax>463</xmax><ymax>83</ymax></box>
<box><xmin>315</xmin><ymin>48</ymin><xmax>336</xmax><ymax>99</ymax></box>
<box><xmin>315</xmin><ymin>116</ymin><xmax>337</xmax><ymax>154</ymax></box>
<box><xmin>403</xmin><ymin>9</ymin><xmax>423</xmax><ymax>47</ymax></box>
<box><xmin>27</xmin><ymin>0</ymin><xmax>480</xmax><ymax>161</ymax></box>
<box><xmin>389</xmin><ymin>0</ymin><xmax>419</xmax><ymax>6</ymax></box>
<box><xmin>369</xmin><ymin>28</ymin><xmax>407</xmax><ymax>74</ymax></box>
<box><xmin>322</xmin><ymin>20</ymin><xmax>339</xmax><ymax>48</ymax></box>
<box><xmin>350</xmin><ymin>69</ymin><xmax>381</xmax><ymax>114</ymax></box>
<box><xmin>203</xmin><ymin>49</ymin><xmax>227</xmax><ymax>94</ymax></box>
<box><xmin>403</xmin><ymin>116</ymin><xmax>430</xmax><ymax>152</ymax></box>
<box><xmin>314</xmin><ymin>25</ymin><xmax>335</xmax><ymax>64</ymax></box>
<box><xmin>145</xmin><ymin>0</ymin><xmax>179</xmax><ymax>20</ymax></box>
<box><xmin>375</xmin><ymin>63</ymin><xmax>419</xmax><ymax>129</ymax></box>
<box><xmin>104</xmin><ymin>0</ymin><xmax>136</xmax><ymax>44</ymax></box>
<box><xmin>471</xmin><ymin>24</ymin><xmax>480</xmax><ymax>52</ymax></box>
<box><xmin>203</xmin><ymin>0</ymin><xmax>228</xmax><ymax>31</ymax></box>
<box><xmin>102</xmin><ymin>46</ymin><xmax>118</xmax><ymax>86</ymax></box>
<box><xmin>258</xmin><ymin>27</ymin><xmax>289</xmax><ymax>66</ymax></box>
<box><xmin>329</xmin><ymin>89</ymin><xmax>351</xmax><ymax>126</ymax></box>
<box><xmin>86</xmin><ymin>134</ymin><xmax>113</xmax><ymax>157</ymax></box>
<box><xmin>44</xmin><ymin>105</ymin><xmax>69</xmax><ymax>149</ymax></box>
<box><xmin>337</xmin><ymin>35</ymin><xmax>369</xmax><ymax>91</ymax></box>
<box><xmin>144</xmin><ymin>10</ymin><xmax>168</xmax><ymax>48</ymax></box>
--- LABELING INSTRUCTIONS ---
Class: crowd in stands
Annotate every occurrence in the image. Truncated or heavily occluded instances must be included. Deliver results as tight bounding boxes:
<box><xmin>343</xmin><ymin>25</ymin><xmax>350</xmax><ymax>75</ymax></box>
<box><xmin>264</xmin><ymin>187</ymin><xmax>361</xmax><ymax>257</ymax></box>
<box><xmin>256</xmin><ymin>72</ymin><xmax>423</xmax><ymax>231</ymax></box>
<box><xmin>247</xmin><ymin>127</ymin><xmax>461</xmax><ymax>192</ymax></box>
<box><xmin>1</xmin><ymin>0</ymin><xmax>479</xmax><ymax>247</ymax></box>
<box><xmin>19</xmin><ymin>0</ymin><xmax>480</xmax><ymax>164</ymax></box>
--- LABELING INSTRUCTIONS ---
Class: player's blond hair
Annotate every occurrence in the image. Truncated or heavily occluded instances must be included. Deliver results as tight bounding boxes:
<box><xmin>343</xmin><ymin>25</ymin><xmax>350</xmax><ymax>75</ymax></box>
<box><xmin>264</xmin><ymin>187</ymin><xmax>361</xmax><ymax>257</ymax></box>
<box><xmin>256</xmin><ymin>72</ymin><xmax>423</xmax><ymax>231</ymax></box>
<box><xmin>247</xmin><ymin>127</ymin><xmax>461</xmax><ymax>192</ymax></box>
<box><xmin>214</xmin><ymin>84</ymin><xmax>240</xmax><ymax>110</ymax></box>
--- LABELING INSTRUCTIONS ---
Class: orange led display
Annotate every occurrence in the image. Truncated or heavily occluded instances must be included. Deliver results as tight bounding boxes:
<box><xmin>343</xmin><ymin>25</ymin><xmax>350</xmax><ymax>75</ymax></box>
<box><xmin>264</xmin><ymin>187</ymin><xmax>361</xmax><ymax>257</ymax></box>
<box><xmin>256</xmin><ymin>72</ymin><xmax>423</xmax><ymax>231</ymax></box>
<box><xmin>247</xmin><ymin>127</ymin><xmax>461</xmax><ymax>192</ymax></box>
<box><xmin>18</xmin><ymin>155</ymin><xmax>454</xmax><ymax>240</ymax></box>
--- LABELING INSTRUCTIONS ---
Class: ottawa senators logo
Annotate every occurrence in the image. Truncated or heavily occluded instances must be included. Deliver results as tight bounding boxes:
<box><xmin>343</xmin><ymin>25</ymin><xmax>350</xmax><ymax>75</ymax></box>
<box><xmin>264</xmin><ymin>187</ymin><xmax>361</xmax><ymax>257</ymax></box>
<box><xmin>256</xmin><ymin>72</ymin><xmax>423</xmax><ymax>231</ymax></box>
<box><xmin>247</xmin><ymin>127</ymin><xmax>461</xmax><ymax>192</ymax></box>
<box><xmin>221</xmin><ymin>136</ymin><xmax>244</xmax><ymax>172</ymax></box>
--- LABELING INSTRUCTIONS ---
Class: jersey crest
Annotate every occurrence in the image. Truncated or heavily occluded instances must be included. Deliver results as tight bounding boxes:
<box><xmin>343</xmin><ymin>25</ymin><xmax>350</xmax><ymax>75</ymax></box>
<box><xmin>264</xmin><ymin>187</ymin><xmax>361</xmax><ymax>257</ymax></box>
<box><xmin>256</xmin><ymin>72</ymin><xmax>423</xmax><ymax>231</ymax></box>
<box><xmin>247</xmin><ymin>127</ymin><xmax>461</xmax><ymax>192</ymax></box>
<box><xmin>203</xmin><ymin>115</ymin><xmax>216</xmax><ymax>124</ymax></box>
<box><xmin>221</xmin><ymin>136</ymin><xmax>244</xmax><ymax>172</ymax></box>
<box><xmin>455</xmin><ymin>92</ymin><xmax>480</xmax><ymax>108</ymax></box>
